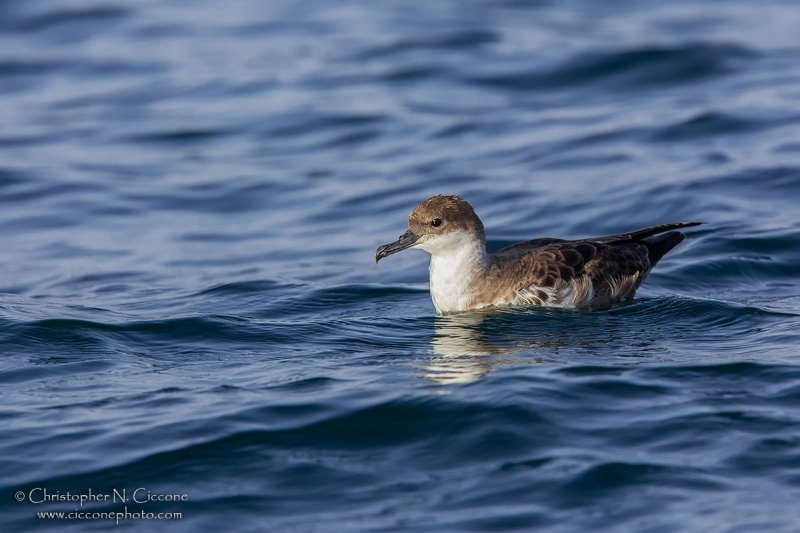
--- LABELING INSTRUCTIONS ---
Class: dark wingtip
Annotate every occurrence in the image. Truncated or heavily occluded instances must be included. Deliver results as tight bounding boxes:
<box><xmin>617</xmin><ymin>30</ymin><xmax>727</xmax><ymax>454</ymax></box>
<box><xmin>591</xmin><ymin>221</ymin><xmax>706</xmax><ymax>245</ymax></box>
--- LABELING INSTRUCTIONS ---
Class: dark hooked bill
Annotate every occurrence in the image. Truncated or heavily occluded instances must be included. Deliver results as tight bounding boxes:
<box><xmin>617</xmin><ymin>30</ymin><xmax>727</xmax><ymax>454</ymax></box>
<box><xmin>375</xmin><ymin>230</ymin><xmax>419</xmax><ymax>263</ymax></box>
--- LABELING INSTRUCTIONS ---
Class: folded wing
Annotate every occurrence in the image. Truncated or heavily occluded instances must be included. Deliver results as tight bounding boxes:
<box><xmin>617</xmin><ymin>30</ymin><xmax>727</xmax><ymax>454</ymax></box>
<box><xmin>488</xmin><ymin>222</ymin><xmax>702</xmax><ymax>307</ymax></box>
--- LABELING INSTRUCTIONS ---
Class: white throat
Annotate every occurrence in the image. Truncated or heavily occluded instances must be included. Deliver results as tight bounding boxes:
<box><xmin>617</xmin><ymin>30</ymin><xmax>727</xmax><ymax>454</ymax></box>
<box><xmin>417</xmin><ymin>231</ymin><xmax>488</xmax><ymax>314</ymax></box>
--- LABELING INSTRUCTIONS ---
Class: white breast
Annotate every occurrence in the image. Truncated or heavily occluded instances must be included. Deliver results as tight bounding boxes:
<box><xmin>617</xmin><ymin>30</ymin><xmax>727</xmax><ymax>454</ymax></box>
<box><xmin>424</xmin><ymin>234</ymin><xmax>489</xmax><ymax>314</ymax></box>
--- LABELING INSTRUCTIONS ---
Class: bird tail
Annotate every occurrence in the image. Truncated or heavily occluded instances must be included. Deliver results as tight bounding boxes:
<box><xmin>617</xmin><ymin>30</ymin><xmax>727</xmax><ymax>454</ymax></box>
<box><xmin>643</xmin><ymin>231</ymin><xmax>686</xmax><ymax>266</ymax></box>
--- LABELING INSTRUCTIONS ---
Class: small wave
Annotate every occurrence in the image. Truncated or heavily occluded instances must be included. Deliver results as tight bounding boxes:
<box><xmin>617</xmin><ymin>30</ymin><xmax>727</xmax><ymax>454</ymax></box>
<box><xmin>559</xmin><ymin>461</ymin><xmax>724</xmax><ymax>504</ymax></box>
<box><xmin>358</xmin><ymin>30</ymin><xmax>499</xmax><ymax>59</ymax></box>
<box><xmin>251</xmin><ymin>283</ymin><xmax>428</xmax><ymax>318</ymax></box>
<box><xmin>378</xmin><ymin>65</ymin><xmax>448</xmax><ymax>83</ymax></box>
<box><xmin>264</xmin><ymin>113</ymin><xmax>386</xmax><ymax>138</ymax></box>
<box><xmin>0</xmin><ymin>60</ymin><xmax>61</xmax><ymax>78</ymax></box>
<box><xmin>650</xmin><ymin>112</ymin><xmax>796</xmax><ymax>142</ymax></box>
<box><xmin>128</xmin><ymin>128</ymin><xmax>232</xmax><ymax>144</ymax></box>
<box><xmin>1</xmin><ymin>7</ymin><xmax>129</xmax><ymax>34</ymax></box>
<box><xmin>121</xmin><ymin>181</ymin><xmax>281</xmax><ymax>214</ymax></box>
<box><xmin>195</xmin><ymin>279</ymin><xmax>299</xmax><ymax>297</ymax></box>
<box><xmin>697</xmin><ymin>166</ymin><xmax>800</xmax><ymax>199</ymax></box>
<box><xmin>470</xmin><ymin>43</ymin><xmax>755</xmax><ymax>91</ymax></box>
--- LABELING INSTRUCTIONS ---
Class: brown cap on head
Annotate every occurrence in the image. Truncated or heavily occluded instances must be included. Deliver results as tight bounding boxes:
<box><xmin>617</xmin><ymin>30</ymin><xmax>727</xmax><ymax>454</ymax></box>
<box><xmin>375</xmin><ymin>195</ymin><xmax>485</xmax><ymax>262</ymax></box>
<box><xmin>408</xmin><ymin>195</ymin><xmax>485</xmax><ymax>241</ymax></box>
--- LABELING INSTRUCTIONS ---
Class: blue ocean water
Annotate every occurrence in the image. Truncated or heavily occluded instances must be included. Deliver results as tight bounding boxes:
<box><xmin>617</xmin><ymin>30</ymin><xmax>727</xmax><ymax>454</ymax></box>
<box><xmin>2</xmin><ymin>0</ymin><xmax>800</xmax><ymax>531</ymax></box>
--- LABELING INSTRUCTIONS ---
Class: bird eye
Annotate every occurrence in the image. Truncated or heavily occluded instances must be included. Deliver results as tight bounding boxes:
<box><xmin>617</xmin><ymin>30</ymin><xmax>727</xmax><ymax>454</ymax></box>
<box><xmin>431</xmin><ymin>218</ymin><xmax>442</xmax><ymax>227</ymax></box>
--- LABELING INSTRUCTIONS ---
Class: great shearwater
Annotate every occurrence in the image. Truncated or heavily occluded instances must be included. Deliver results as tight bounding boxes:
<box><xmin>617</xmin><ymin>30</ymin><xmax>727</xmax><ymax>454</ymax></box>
<box><xmin>375</xmin><ymin>195</ymin><xmax>702</xmax><ymax>314</ymax></box>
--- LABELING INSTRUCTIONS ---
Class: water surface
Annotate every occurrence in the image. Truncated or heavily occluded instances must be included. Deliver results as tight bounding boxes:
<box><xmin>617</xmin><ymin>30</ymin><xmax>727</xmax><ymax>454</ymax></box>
<box><xmin>2</xmin><ymin>0</ymin><xmax>800</xmax><ymax>531</ymax></box>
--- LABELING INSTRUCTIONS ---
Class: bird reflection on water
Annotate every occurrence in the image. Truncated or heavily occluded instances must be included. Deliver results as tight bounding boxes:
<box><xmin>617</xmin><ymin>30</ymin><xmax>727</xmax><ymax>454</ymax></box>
<box><xmin>423</xmin><ymin>303</ymin><xmax>668</xmax><ymax>384</ymax></box>
<box><xmin>425</xmin><ymin>311</ymin><xmax>552</xmax><ymax>384</ymax></box>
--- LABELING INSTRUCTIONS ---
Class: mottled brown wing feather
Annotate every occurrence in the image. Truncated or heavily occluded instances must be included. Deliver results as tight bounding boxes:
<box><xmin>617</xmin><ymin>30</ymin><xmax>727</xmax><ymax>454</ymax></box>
<box><xmin>494</xmin><ymin>238</ymin><xmax>567</xmax><ymax>258</ymax></box>
<box><xmin>485</xmin><ymin>240</ymin><xmax>650</xmax><ymax>306</ymax></box>
<box><xmin>478</xmin><ymin>242</ymin><xmax>593</xmax><ymax>305</ymax></box>
<box><xmin>530</xmin><ymin>243</ymin><xmax>593</xmax><ymax>286</ymax></box>
<box><xmin>482</xmin><ymin>222</ymin><xmax>701</xmax><ymax>307</ymax></box>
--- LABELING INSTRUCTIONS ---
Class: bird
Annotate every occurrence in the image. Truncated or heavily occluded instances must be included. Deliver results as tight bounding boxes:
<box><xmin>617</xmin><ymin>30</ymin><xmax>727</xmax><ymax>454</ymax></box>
<box><xmin>374</xmin><ymin>195</ymin><xmax>702</xmax><ymax>314</ymax></box>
